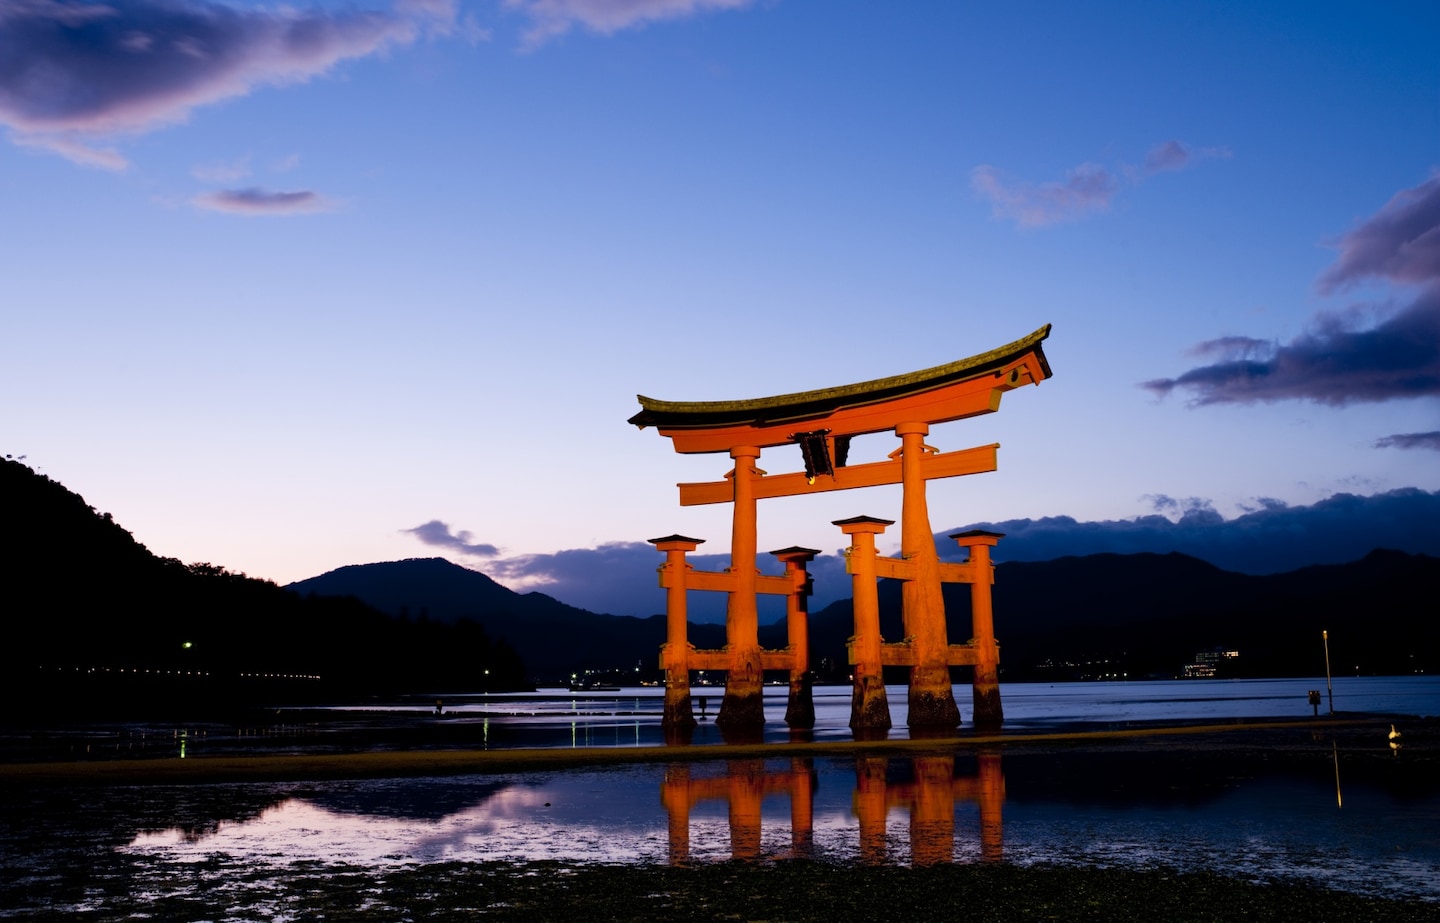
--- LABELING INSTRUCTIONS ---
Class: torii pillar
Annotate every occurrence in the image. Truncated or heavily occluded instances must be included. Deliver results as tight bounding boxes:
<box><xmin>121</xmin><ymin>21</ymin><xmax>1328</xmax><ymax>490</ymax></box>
<box><xmin>897</xmin><ymin>422</ymin><xmax>960</xmax><ymax>728</ymax></box>
<box><xmin>716</xmin><ymin>445</ymin><xmax>765</xmax><ymax>731</ymax></box>
<box><xmin>836</xmin><ymin>516</ymin><xmax>892</xmax><ymax>731</ymax></box>
<box><xmin>651</xmin><ymin>534</ymin><xmax>704</xmax><ymax>731</ymax></box>
<box><xmin>952</xmin><ymin>530</ymin><xmax>1004</xmax><ymax>729</ymax></box>
<box><xmin>774</xmin><ymin>546</ymin><xmax>820</xmax><ymax>729</ymax></box>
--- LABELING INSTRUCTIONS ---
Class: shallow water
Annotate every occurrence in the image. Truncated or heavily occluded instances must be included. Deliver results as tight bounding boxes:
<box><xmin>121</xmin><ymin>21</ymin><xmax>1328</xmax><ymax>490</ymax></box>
<box><xmin>3</xmin><ymin>679</ymin><xmax>1437</xmax><ymax>918</ymax></box>
<box><xmin>7</xmin><ymin>676</ymin><xmax>1434</xmax><ymax>762</ymax></box>
<box><xmin>3</xmin><ymin>736</ymin><xmax>1437</xmax><ymax>920</ymax></box>
<box><xmin>353</xmin><ymin>674</ymin><xmax>1440</xmax><ymax>743</ymax></box>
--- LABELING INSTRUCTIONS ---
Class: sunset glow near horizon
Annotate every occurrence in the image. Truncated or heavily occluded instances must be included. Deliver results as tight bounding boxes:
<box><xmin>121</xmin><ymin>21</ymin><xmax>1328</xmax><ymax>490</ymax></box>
<box><xmin>4</xmin><ymin>1</ymin><xmax>1438</xmax><ymax>617</ymax></box>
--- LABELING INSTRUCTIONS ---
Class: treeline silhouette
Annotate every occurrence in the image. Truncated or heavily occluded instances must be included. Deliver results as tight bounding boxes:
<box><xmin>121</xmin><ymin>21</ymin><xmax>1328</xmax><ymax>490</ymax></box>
<box><xmin>2</xmin><ymin>457</ymin><xmax>527</xmax><ymax>718</ymax></box>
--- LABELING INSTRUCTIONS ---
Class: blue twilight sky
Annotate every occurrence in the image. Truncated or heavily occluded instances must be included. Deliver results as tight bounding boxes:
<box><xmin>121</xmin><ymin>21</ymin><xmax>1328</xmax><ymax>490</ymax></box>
<box><xmin>3</xmin><ymin>0</ymin><xmax>1438</xmax><ymax>620</ymax></box>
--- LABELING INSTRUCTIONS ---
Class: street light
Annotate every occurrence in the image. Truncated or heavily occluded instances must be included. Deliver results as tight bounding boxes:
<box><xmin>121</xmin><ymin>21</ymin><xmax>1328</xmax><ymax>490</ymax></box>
<box><xmin>1322</xmin><ymin>630</ymin><xmax>1334</xmax><ymax>716</ymax></box>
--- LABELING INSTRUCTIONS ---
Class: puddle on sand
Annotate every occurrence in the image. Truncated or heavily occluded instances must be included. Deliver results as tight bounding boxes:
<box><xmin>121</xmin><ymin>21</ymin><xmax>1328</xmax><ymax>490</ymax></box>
<box><xmin>99</xmin><ymin>750</ymin><xmax>1440</xmax><ymax>902</ymax></box>
<box><xmin>4</xmin><ymin>744</ymin><xmax>1436</xmax><ymax>921</ymax></box>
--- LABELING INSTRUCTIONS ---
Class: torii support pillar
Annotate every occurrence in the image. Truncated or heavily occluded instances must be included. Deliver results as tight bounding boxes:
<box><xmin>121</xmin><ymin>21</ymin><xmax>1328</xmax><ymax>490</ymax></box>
<box><xmin>837</xmin><ymin>516</ymin><xmax>892</xmax><ymax>731</ymax></box>
<box><xmin>952</xmin><ymin>530</ymin><xmax>1004</xmax><ymax>729</ymax></box>
<box><xmin>717</xmin><ymin>445</ymin><xmax>765</xmax><ymax>733</ymax></box>
<box><xmin>896</xmin><ymin>422</ymin><xmax>961</xmax><ymax>730</ymax></box>
<box><xmin>650</xmin><ymin>534</ymin><xmax>704</xmax><ymax>731</ymax></box>
<box><xmin>773</xmin><ymin>546</ymin><xmax>820</xmax><ymax>729</ymax></box>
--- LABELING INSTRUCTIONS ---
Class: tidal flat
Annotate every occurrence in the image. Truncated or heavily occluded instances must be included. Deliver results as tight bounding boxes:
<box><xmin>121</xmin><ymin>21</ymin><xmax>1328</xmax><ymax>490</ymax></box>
<box><xmin>9</xmin><ymin>859</ymin><xmax>1438</xmax><ymax>923</ymax></box>
<box><xmin>2</xmin><ymin>718</ymin><xmax>1436</xmax><ymax>921</ymax></box>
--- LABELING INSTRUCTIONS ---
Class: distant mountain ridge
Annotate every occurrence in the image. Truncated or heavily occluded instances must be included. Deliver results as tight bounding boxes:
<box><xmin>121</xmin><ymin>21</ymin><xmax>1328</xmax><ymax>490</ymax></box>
<box><xmin>289</xmin><ymin>558</ymin><xmax>726</xmax><ymax>680</ymax></box>
<box><xmin>801</xmin><ymin>548</ymin><xmax>1438</xmax><ymax>680</ymax></box>
<box><xmin>290</xmin><ymin>549</ymin><xmax>1439</xmax><ymax>683</ymax></box>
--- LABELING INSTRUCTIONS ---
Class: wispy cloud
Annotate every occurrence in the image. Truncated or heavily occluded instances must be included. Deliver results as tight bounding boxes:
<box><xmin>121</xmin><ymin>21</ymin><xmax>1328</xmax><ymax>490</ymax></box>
<box><xmin>1318</xmin><ymin>171</ymin><xmax>1440</xmax><ymax>294</ymax></box>
<box><xmin>1144</xmin><ymin>172</ymin><xmax>1440</xmax><ymax>412</ymax></box>
<box><xmin>191</xmin><ymin>156</ymin><xmax>252</xmax><ymax>183</ymax></box>
<box><xmin>1141</xmin><ymin>295</ymin><xmax>1440</xmax><ymax>406</ymax></box>
<box><xmin>0</xmin><ymin>0</ymin><xmax>454</xmax><ymax>167</ymax></box>
<box><xmin>270</xmin><ymin>152</ymin><xmax>301</xmax><ymax>173</ymax></box>
<box><xmin>971</xmin><ymin>162</ymin><xmax>1118</xmax><ymax>228</ymax></box>
<box><xmin>1374</xmin><ymin>431</ymin><xmax>1440</xmax><ymax>452</ymax></box>
<box><xmin>191</xmin><ymin>187</ymin><xmax>335</xmax><ymax>215</ymax></box>
<box><xmin>13</xmin><ymin>132</ymin><xmax>129</xmax><ymax>171</ymax></box>
<box><xmin>1139</xmin><ymin>139</ymin><xmax>1230</xmax><ymax>177</ymax></box>
<box><xmin>403</xmin><ymin>520</ymin><xmax>501</xmax><ymax>557</ymax></box>
<box><xmin>505</xmin><ymin>0</ymin><xmax>753</xmax><ymax>47</ymax></box>
<box><xmin>973</xmin><ymin>140</ymin><xmax>1227</xmax><ymax>228</ymax></box>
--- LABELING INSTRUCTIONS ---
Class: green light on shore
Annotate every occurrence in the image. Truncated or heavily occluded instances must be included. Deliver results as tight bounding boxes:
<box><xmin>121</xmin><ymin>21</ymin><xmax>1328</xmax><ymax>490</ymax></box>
<box><xmin>182</xmin><ymin>641</ymin><xmax>193</xmax><ymax>649</ymax></box>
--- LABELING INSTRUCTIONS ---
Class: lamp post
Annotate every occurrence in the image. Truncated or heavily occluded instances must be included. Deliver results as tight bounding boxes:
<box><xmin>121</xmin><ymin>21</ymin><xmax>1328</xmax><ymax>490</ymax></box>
<box><xmin>1322</xmin><ymin>630</ymin><xmax>1334</xmax><ymax>716</ymax></box>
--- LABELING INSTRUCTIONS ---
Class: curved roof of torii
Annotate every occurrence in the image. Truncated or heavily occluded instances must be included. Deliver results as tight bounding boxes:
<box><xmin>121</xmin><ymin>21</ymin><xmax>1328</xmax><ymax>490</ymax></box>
<box><xmin>629</xmin><ymin>324</ymin><xmax>1052</xmax><ymax>443</ymax></box>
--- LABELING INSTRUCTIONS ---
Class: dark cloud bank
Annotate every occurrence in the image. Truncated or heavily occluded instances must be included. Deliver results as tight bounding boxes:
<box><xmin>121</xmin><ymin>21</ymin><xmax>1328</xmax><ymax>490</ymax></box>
<box><xmin>0</xmin><ymin>0</ymin><xmax>437</xmax><ymax>137</ymax></box>
<box><xmin>1145</xmin><ymin>172</ymin><xmax>1440</xmax><ymax>438</ymax></box>
<box><xmin>408</xmin><ymin>488</ymin><xmax>1440</xmax><ymax>623</ymax></box>
<box><xmin>0</xmin><ymin>0</ymin><xmax>449</xmax><ymax>200</ymax></box>
<box><xmin>934</xmin><ymin>488</ymin><xmax>1440</xmax><ymax>575</ymax></box>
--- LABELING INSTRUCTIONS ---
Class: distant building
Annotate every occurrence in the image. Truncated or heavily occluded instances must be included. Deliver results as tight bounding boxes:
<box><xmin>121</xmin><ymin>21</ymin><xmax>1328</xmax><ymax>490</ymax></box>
<box><xmin>1182</xmin><ymin>647</ymin><xmax>1240</xmax><ymax>678</ymax></box>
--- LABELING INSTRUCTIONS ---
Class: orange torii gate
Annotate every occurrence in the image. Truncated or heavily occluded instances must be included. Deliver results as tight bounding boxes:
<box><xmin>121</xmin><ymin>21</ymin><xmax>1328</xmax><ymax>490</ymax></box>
<box><xmin>631</xmin><ymin>325</ymin><xmax>1052</xmax><ymax>733</ymax></box>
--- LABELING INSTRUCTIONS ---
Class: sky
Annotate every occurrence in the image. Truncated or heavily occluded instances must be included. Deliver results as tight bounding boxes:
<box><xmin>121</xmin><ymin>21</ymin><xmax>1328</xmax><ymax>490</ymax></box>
<box><xmin>4</xmin><ymin>0</ymin><xmax>1439</xmax><ymax>622</ymax></box>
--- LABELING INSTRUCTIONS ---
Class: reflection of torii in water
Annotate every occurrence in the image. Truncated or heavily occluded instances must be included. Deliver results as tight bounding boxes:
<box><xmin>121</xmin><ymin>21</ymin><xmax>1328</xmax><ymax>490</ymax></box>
<box><xmin>632</xmin><ymin>325</ymin><xmax>1053</xmax><ymax>734</ymax></box>
<box><xmin>659</xmin><ymin>753</ymin><xmax>1004</xmax><ymax>865</ymax></box>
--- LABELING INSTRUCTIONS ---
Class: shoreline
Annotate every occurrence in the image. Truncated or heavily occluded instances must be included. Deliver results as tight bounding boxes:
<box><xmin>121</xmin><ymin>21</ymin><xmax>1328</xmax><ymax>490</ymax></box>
<box><xmin>0</xmin><ymin>715</ymin><xmax>1416</xmax><ymax>787</ymax></box>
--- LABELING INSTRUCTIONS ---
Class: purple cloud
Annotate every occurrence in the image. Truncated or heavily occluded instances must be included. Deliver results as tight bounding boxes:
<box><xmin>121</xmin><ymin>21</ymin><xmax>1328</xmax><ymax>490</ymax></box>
<box><xmin>975</xmin><ymin>140</ymin><xmax>1228</xmax><ymax>228</ymax></box>
<box><xmin>1142</xmin><ymin>294</ymin><xmax>1440</xmax><ymax>406</ymax></box>
<box><xmin>1374</xmin><ymin>431</ymin><xmax>1440</xmax><ymax>452</ymax></box>
<box><xmin>403</xmin><ymin>520</ymin><xmax>501</xmax><ymax>557</ymax></box>
<box><xmin>1140</xmin><ymin>140</ymin><xmax>1230</xmax><ymax>176</ymax></box>
<box><xmin>1145</xmin><ymin>173</ymin><xmax>1440</xmax><ymax>407</ymax></box>
<box><xmin>937</xmin><ymin>488</ymin><xmax>1440</xmax><ymax>575</ymax></box>
<box><xmin>191</xmin><ymin>187</ymin><xmax>333</xmax><ymax>214</ymax></box>
<box><xmin>507</xmin><ymin>0</ymin><xmax>753</xmax><ymax>46</ymax></box>
<box><xmin>971</xmin><ymin>162</ymin><xmax>1118</xmax><ymax>228</ymax></box>
<box><xmin>1318</xmin><ymin>172</ymin><xmax>1440</xmax><ymax>294</ymax></box>
<box><xmin>0</xmin><ymin>0</ymin><xmax>452</xmax><ymax>166</ymax></box>
<box><xmin>1143</xmin><ymin>140</ymin><xmax>1191</xmax><ymax>174</ymax></box>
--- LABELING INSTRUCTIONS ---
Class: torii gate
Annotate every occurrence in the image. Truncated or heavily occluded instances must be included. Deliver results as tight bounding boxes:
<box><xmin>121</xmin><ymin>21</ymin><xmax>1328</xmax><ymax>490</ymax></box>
<box><xmin>631</xmin><ymin>325</ymin><xmax>1052</xmax><ymax>733</ymax></box>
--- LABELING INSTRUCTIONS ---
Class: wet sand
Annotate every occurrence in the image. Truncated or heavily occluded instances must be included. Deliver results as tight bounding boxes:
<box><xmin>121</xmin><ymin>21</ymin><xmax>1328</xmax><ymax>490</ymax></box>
<box><xmin>5</xmin><ymin>716</ymin><xmax>1434</xmax><ymax>921</ymax></box>
<box><xmin>13</xmin><ymin>856</ymin><xmax>1435</xmax><ymax>923</ymax></box>
<box><xmin>1</xmin><ymin>715</ymin><xmax>1422</xmax><ymax>787</ymax></box>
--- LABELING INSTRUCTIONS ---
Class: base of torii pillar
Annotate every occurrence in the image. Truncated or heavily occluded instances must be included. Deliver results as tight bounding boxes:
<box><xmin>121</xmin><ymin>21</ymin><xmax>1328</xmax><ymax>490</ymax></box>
<box><xmin>784</xmin><ymin>674</ymin><xmax>815</xmax><ymax>728</ymax></box>
<box><xmin>715</xmin><ymin>652</ymin><xmax>766</xmax><ymax>738</ymax></box>
<box><xmin>907</xmin><ymin>665</ymin><xmax>961</xmax><ymax>729</ymax></box>
<box><xmin>972</xmin><ymin>680</ymin><xmax>1002</xmax><ymax>731</ymax></box>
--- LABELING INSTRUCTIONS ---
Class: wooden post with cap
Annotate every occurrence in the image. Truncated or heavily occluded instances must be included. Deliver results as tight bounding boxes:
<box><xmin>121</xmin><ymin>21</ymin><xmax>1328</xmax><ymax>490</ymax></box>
<box><xmin>650</xmin><ymin>534</ymin><xmax>703</xmax><ymax>730</ymax></box>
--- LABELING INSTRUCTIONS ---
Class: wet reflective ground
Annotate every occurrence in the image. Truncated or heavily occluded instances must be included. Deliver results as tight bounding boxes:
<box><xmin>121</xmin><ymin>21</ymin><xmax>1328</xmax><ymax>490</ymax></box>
<box><xmin>3</xmin><ymin>679</ymin><xmax>1436</xmax><ymax>919</ymax></box>
<box><xmin>6</xmin><ymin>676</ymin><xmax>1434</xmax><ymax>762</ymax></box>
<box><xmin>3</xmin><ymin>727</ymin><xmax>1437</xmax><ymax>920</ymax></box>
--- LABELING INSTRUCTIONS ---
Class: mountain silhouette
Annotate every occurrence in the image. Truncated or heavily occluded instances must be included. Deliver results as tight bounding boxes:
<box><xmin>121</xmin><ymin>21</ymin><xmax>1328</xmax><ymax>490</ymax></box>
<box><xmin>290</xmin><ymin>547</ymin><xmax>1438</xmax><ymax>684</ymax></box>
<box><xmin>1</xmin><ymin>457</ymin><xmax>528</xmax><ymax>716</ymax></box>
<box><xmin>290</xmin><ymin>558</ymin><xmax>726</xmax><ymax>680</ymax></box>
<box><xmin>799</xmin><ymin>549</ymin><xmax>1439</xmax><ymax>681</ymax></box>
<box><xmin>9</xmin><ymin>452</ymin><xmax>1433</xmax><ymax>708</ymax></box>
